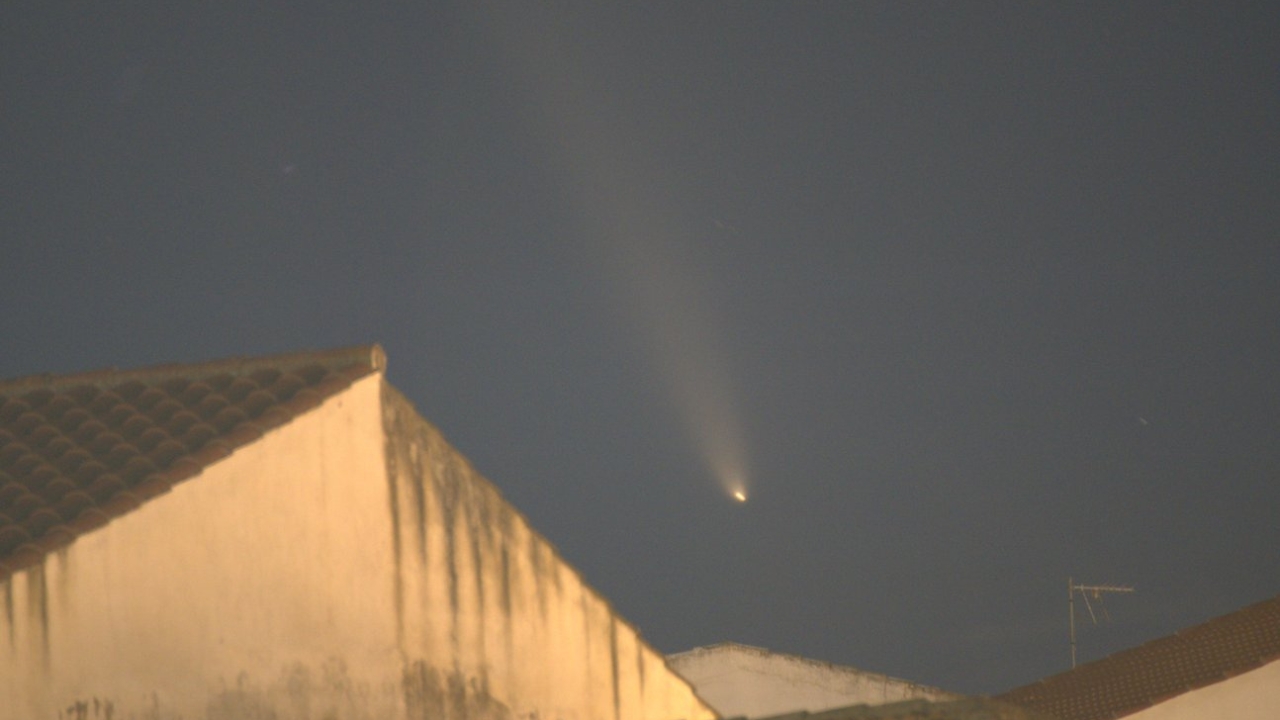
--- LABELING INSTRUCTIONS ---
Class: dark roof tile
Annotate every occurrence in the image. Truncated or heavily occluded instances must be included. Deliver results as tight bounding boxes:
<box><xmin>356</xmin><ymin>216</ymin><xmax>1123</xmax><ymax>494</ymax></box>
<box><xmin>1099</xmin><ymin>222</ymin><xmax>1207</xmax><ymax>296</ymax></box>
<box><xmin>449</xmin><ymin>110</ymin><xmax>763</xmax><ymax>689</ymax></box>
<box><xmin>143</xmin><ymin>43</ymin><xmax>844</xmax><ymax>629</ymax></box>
<box><xmin>68</xmin><ymin>508</ymin><xmax>110</xmax><ymax>534</ymax></box>
<box><xmin>54</xmin><ymin>491</ymin><xmax>95</xmax><ymax>519</ymax></box>
<box><xmin>223</xmin><ymin>423</ymin><xmax>263</xmax><ymax>447</ymax></box>
<box><xmin>7</xmin><ymin>544</ymin><xmax>43</xmax><ymax>568</ymax></box>
<box><xmin>996</xmin><ymin>593</ymin><xmax>1280</xmax><ymax>720</ymax></box>
<box><xmin>0</xmin><ymin>344</ymin><xmax>384</xmax><ymax>582</ymax></box>
<box><xmin>132</xmin><ymin>476</ymin><xmax>171</xmax><ymax>500</ymax></box>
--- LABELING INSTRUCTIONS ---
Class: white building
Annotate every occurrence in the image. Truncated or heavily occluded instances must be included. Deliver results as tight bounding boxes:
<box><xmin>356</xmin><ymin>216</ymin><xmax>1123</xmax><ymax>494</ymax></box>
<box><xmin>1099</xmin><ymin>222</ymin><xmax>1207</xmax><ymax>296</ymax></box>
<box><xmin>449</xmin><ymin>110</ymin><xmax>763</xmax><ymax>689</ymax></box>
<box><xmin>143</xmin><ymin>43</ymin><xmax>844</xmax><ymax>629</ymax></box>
<box><xmin>668</xmin><ymin>642</ymin><xmax>958</xmax><ymax>719</ymax></box>
<box><xmin>0</xmin><ymin>345</ymin><xmax>716</xmax><ymax>720</ymax></box>
<box><xmin>997</xmin><ymin>593</ymin><xmax>1280</xmax><ymax>720</ymax></box>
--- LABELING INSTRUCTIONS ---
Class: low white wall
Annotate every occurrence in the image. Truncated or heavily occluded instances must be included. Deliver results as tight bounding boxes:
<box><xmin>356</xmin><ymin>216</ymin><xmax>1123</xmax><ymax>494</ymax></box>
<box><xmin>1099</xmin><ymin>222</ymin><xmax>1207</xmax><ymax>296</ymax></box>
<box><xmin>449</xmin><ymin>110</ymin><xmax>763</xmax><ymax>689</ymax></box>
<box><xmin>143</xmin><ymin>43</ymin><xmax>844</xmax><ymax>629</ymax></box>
<box><xmin>669</xmin><ymin>643</ymin><xmax>955</xmax><ymax>719</ymax></box>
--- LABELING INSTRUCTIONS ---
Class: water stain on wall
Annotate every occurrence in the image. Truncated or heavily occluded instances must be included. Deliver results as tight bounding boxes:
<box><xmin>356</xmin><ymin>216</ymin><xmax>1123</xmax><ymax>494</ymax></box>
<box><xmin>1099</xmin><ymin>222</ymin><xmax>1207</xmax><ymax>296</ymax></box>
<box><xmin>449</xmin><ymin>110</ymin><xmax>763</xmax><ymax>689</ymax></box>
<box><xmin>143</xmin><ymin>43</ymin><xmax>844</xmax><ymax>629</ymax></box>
<box><xmin>30</xmin><ymin>561</ymin><xmax>50</xmax><ymax>672</ymax></box>
<box><xmin>383</xmin><ymin>436</ymin><xmax>407</xmax><ymax>655</ymax></box>
<box><xmin>402</xmin><ymin>660</ymin><xmax>513</xmax><ymax>720</ymax></box>
<box><xmin>3</xmin><ymin>578</ymin><xmax>14</xmax><ymax>648</ymax></box>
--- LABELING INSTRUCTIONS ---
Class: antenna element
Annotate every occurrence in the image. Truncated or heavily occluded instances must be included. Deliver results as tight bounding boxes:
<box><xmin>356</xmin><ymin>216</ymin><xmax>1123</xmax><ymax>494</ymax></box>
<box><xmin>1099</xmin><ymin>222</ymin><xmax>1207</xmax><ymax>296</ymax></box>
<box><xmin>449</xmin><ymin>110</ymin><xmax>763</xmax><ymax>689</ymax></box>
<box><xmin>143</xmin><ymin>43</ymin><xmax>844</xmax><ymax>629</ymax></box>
<box><xmin>1068</xmin><ymin>577</ymin><xmax>1135</xmax><ymax>668</ymax></box>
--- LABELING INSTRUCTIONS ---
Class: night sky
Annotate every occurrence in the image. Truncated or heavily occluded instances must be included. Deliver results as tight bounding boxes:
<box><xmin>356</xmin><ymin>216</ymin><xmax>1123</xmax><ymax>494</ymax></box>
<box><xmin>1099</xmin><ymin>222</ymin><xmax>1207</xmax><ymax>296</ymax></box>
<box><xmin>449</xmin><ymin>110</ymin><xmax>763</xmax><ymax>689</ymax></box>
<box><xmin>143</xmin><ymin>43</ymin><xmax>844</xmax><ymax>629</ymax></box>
<box><xmin>3</xmin><ymin>3</ymin><xmax>1278</xmax><ymax>695</ymax></box>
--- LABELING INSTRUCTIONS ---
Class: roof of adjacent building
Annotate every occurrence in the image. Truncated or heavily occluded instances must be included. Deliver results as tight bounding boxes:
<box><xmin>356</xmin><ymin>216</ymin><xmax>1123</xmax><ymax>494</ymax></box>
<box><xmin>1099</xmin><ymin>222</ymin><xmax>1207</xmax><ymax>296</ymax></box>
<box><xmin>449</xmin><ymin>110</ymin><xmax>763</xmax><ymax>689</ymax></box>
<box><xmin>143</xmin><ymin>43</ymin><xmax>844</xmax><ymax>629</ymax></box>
<box><xmin>0</xmin><ymin>345</ymin><xmax>384</xmax><ymax>582</ymax></box>
<box><xmin>670</xmin><ymin>642</ymin><xmax>958</xmax><ymax>699</ymax></box>
<box><xmin>747</xmin><ymin>697</ymin><xmax>1051</xmax><ymax>720</ymax></box>
<box><xmin>995</xmin><ymin>592</ymin><xmax>1280</xmax><ymax>720</ymax></box>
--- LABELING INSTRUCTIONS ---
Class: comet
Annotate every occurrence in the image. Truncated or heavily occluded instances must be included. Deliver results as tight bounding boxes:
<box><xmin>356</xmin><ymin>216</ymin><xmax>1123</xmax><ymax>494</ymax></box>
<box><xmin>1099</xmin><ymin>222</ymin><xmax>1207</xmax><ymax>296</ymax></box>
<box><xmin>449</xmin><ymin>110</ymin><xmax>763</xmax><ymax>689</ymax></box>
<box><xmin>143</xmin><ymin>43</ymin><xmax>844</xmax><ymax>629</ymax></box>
<box><xmin>486</xmin><ymin>6</ymin><xmax>752</xmax><ymax>507</ymax></box>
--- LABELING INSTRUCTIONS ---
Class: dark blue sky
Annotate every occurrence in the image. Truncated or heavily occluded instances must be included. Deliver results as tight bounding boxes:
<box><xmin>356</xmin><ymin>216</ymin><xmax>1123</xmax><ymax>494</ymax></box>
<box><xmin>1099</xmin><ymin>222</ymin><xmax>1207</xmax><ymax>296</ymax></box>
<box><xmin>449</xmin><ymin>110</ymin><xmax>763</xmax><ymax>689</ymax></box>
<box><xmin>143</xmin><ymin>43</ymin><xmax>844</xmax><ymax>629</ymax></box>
<box><xmin>3</xmin><ymin>3</ymin><xmax>1278</xmax><ymax>694</ymax></box>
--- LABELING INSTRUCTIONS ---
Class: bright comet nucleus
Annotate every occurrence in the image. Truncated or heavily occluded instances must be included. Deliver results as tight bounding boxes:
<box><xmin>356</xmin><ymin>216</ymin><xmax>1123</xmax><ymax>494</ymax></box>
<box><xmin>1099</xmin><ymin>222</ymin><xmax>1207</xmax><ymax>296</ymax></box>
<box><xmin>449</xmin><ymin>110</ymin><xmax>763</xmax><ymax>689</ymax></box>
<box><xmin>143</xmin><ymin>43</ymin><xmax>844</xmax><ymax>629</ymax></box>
<box><xmin>733</xmin><ymin>490</ymin><xmax>747</xmax><ymax>503</ymax></box>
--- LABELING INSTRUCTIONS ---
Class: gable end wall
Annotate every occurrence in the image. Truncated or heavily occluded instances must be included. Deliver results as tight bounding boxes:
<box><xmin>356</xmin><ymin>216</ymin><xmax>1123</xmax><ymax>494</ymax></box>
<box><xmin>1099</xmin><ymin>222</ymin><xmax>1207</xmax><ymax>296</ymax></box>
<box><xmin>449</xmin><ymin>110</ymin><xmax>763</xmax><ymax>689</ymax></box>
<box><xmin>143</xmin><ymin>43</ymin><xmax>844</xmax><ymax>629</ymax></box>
<box><xmin>379</xmin><ymin>382</ymin><xmax>716</xmax><ymax>720</ymax></box>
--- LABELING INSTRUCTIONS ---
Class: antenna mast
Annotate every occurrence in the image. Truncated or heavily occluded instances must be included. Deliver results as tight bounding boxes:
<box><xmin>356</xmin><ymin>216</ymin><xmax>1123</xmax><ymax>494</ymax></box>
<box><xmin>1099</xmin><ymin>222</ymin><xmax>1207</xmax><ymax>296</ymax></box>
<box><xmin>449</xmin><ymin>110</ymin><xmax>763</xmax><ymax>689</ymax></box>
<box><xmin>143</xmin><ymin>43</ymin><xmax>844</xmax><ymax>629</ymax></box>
<box><xmin>1069</xmin><ymin>577</ymin><xmax>1135</xmax><ymax>668</ymax></box>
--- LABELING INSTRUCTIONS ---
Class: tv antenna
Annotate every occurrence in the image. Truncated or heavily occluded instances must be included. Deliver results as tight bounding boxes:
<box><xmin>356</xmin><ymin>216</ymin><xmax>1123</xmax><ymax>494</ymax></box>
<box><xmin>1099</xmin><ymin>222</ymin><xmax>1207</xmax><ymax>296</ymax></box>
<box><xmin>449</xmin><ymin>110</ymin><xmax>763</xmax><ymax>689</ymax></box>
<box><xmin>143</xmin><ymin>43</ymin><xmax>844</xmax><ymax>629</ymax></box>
<box><xmin>1069</xmin><ymin>577</ymin><xmax>1134</xmax><ymax>668</ymax></box>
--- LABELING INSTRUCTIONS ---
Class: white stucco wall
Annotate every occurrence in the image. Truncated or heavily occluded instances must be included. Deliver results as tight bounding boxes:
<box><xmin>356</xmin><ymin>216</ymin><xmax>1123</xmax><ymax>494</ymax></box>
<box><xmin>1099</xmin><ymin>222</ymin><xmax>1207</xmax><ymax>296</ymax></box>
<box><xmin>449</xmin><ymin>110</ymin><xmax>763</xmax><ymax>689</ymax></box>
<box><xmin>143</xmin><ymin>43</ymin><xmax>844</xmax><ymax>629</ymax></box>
<box><xmin>668</xmin><ymin>643</ymin><xmax>956</xmax><ymax>719</ymax></box>
<box><xmin>1122</xmin><ymin>659</ymin><xmax>1280</xmax><ymax>720</ymax></box>
<box><xmin>0</xmin><ymin>374</ymin><xmax>714</xmax><ymax>720</ymax></box>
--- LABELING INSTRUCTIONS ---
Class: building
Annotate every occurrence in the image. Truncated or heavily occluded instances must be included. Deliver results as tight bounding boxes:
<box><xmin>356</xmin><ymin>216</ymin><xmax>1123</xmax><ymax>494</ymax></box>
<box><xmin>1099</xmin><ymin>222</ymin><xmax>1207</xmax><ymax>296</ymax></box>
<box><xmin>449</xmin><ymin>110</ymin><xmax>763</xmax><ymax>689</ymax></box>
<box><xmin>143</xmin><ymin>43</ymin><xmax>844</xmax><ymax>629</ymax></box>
<box><xmin>996</xmin><ymin>593</ymin><xmax>1280</xmax><ymax>720</ymax></box>
<box><xmin>0</xmin><ymin>345</ymin><xmax>716</xmax><ymax>720</ymax></box>
<box><xmin>669</xmin><ymin>643</ymin><xmax>958</xmax><ymax>720</ymax></box>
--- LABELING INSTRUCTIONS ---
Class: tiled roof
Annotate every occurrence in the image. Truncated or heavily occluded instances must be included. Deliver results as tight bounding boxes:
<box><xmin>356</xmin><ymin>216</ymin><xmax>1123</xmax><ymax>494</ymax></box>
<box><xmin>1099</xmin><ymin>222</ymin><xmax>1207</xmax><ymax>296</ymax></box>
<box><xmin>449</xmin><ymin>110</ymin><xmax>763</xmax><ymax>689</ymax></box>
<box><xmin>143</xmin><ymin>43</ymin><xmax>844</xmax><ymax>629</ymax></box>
<box><xmin>995</xmin><ymin>593</ymin><xmax>1280</xmax><ymax>720</ymax></box>
<box><xmin>0</xmin><ymin>345</ymin><xmax>384</xmax><ymax>582</ymax></box>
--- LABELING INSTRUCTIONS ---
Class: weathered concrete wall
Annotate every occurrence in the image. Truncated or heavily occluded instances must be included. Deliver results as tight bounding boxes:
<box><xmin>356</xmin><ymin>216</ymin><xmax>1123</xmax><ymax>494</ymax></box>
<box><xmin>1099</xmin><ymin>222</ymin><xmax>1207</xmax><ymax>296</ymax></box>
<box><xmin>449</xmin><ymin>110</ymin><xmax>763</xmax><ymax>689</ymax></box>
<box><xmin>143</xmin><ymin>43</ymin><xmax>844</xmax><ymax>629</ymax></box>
<box><xmin>0</xmin><ymin>375</ymin><xmax>714</xmax><ymax>720</ymax></box>
<box><xmin>668</xmin><ymin>643</ymin><xmax>956</xmax><ymax>719</ymax></box>
<box><xmin>381</xmin><ymin>384</ymin><xmax>715</xmax><ymax>720</ymax></box>
<box><xmin>0</xmin><ymin>373</ymin><xmax>400</xmax><ymax>720</ymax></box>
<box><xmin>1123</xmin><ymin>659</ymin><xmax>1280</xmax><ymax>720</ymax></box>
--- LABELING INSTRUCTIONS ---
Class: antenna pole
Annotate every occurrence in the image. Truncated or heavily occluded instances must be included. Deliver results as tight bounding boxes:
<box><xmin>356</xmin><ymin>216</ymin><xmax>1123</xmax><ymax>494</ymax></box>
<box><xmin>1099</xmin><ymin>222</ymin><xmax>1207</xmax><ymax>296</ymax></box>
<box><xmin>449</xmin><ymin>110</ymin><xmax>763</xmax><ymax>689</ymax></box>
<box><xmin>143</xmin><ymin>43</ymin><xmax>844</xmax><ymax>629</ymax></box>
<box><xmin>1068</xmin><ymin>579</ymin><xmax>1134</xmax><ymax>668</ymax></box>
<box><xmin>1069</xmin><ymin>577</ymin><xmax>1076</xmax><ymax>668</ymax></box>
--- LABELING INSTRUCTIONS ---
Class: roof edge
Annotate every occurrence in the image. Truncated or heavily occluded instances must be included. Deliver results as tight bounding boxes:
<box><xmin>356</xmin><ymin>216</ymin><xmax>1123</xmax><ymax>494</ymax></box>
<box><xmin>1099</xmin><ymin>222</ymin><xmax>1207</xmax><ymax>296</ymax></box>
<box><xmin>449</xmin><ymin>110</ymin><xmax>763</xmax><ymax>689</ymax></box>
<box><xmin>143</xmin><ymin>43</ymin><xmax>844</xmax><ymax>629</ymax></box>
<box><xmin>0</xmin><ymin>344</ymin><xmax>386</xmax><ymax>397</ymax></box>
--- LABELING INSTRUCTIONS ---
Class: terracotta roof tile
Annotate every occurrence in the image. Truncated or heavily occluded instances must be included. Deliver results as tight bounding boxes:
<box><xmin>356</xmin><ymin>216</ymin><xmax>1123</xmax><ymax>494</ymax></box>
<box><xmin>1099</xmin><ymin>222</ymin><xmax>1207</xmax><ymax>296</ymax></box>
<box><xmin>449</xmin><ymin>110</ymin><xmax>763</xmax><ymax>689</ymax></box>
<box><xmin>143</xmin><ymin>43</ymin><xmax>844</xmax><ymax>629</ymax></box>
<box><xmin>0</xmin><ymin>345</ymin><xmax>385</xmax><ymax>582</ymax></box>
<box><xmin>995</xmin><ymin>593</ymin><xmax>1280</xmax><ymax>720</ymax></box>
